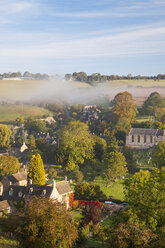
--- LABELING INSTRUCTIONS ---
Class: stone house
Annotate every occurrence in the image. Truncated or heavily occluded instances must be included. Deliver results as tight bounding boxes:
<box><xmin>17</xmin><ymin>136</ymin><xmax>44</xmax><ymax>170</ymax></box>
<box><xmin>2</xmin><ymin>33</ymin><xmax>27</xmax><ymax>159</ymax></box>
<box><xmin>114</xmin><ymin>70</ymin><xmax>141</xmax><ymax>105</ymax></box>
<box><xmin>0</xmin><ymin>171</ymin><xmax>27</xmax><ymax>195</ymax></box>
<box><xmin>126</xmin><ymin>128</ymin><xmax>165</xmax><ymax>149</ymax></box>
<box><xmin>0</xmin><ymin>177</ymin><xmax>73</xmax><ymax>213</ymax></box>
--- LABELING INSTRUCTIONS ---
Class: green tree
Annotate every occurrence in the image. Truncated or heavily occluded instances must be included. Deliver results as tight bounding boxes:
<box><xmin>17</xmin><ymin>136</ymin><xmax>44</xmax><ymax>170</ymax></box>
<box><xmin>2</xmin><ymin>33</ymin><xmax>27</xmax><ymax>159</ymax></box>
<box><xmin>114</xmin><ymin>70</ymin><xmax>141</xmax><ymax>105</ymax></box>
<box><xmin>28</xmin><ymin>154</ymin><xmax>45</xmax><ymax>185</ymax></box>
<box><xmin>0</xmin><ymin>124</ymin><xmax>11</xmax><ymax>150</ymax></box>
<box><xmin>47</xmin><ymin>168</ymin><xmax>57</xmax><ymax>179</ymax></box>
<box><xmin>25</xmin><ymin>119</ymin><xmax>47</xmax><ymax>134</ymax></box>
<box><xmin>15</xmin><ymin>116</ymin><xmax>25</xmax><ymax>126</ymax></box>
<box><xmin>74</xmin><ymin>182</ymin><xmax>106</xmax><ymax>201</ymax></box>
<box><xmin>112</xmin><ymin>91</ymin><xmax>137</xmax><ymax>120</ymax></box>
<box><xmin>59</xmin><ymin>121</ymin><xmax>95</xmax><ymax>166</ymax></box>
<box><xmin>103</xmin><ymin>151</ymin><xmax>127</xmax><ymax>185</ymax></box>
<box><xmin>124</xmin><ymin>168</ymin><xmax>165</xmax><ymax>229</ymax></box>
<box><xmin>152</xmin><ymin>141</ymin><xmax>165</xmax><ymax>168</ymax></box>
<box><xmin>28</xmin><ymin>134</ymin><xmax>36</xmax><ymax>150</ymax></box>
<box><xmin>73</xmin><ymin>170</ymin><xmax>84</xmax><ymax>183</ymax></box>
<box><xmin>0</xmin><ymin>155</ymin><xmax>20</xmax><ymax>178</ymax></box>
<box><xmin>142</xmin><ymin>92</ymin><xmax>165</xmax><ymax>116</ymax></box>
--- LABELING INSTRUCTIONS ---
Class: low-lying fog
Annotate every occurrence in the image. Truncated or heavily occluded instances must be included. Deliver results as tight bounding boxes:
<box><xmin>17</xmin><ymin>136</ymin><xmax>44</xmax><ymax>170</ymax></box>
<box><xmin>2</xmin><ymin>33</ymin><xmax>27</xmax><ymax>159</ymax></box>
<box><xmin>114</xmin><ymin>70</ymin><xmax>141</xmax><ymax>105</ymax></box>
<box><xmin>1</xmin><ymin>79</ymin><xmax>165</xmax><ymax>105</ymax></box>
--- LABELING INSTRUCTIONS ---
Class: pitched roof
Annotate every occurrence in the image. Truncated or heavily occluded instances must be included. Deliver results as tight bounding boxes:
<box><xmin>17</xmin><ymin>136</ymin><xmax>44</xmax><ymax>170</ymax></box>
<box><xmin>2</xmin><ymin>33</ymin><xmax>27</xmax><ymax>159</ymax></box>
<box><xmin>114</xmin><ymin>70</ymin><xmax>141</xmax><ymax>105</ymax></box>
<box><xmin>56</xmin><ymin>180</ymin><xmax>73</xmax><ymax>195</ymax></box>
<box><xmin>129</xmin><ymin>128</ymin><xmax>158</xmax><ymax>136</ymax></box>
<box><xmin>3</xmin><ymin>185</ymin><xmax>53</xmax><ymax>202</ymax></box>
<box><xmin>12</xmin><ymin>171</ymin><xmax>27</xmax><ymax>182</ymax></box>
<box><xmin>0</xmin><ymin>200</ymin><xmax>10</xmax><ymax>210</ymax></box>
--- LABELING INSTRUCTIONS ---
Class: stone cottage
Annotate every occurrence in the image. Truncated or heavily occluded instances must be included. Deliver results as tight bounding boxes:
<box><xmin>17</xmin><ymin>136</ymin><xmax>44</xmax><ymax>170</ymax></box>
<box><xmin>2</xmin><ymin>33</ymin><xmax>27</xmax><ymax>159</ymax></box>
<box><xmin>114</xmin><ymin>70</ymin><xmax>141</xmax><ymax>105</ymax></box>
<box><xmin>126</xmin><ymin>128</ymin><xmax>165</xmax><ymax>149</ymax></box>
<box><xmin>0</xmin><ymin>177</ymin><xmax>73</xmax><ymax>213</ymax></box>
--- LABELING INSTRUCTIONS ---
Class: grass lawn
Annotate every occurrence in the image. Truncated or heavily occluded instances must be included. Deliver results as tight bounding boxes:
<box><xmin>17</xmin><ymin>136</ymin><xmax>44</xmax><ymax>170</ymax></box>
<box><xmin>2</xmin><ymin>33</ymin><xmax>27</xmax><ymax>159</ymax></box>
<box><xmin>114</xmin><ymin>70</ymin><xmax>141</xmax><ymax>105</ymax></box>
<box><xmin>0</xmin><ymin>237</ymin><xmax>19</xmax><ymax>248</ymax></box>
<box><xmin>136</xmin><ymin>115</ymin><xmax>155</xmax><ymax>123</ymax></box>
<box><xmin>0</xmin><ymin>105</ymin><xmax>52</xmax><ymax>125</ymax></box>
<box><xmin>94</xmin><ymin>177</ymin><xmax>125</xmax><ymax>201</ymax></box>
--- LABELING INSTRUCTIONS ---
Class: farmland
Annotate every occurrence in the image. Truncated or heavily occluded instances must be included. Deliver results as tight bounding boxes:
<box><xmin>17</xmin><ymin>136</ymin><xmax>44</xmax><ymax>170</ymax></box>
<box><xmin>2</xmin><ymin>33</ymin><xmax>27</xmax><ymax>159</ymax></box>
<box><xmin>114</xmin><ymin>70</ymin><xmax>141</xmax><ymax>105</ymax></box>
<box><xmin>0</xmin><ymin>105</ymin><xmax>52</xmax><ymax>125</ymax></box>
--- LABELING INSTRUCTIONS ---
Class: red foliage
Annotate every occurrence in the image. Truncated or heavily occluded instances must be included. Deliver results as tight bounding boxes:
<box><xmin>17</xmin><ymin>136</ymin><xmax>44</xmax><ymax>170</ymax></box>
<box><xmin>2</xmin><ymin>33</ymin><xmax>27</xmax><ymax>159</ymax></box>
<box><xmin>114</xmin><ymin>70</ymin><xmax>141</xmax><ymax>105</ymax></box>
<box><xmin>69</xmin><ymin>193</ymin><xmax>74</xmax><ymax>207</ymax></box>
<box><xmin>74</xmin><ymin>200</ymin><xmax>102</xmax><ymax>208</ymax></box>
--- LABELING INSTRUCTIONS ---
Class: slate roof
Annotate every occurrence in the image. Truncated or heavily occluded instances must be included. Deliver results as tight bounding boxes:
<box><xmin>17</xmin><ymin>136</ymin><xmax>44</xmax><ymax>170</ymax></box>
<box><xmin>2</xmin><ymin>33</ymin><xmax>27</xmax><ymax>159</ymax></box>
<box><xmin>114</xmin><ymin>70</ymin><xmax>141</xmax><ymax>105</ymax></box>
<box><xmin>2</xmin><ymin>181</ymin><xmax>73</xmax><ymax>202</ymax></box>
<box><xmin>56</xmin><ymin>180</ymin><xmax>73</xmax><ymax>195</ymax></box>
<box><xmin>0</xmin><ymin>200</ymin><xmax>10</xmax><ymax>210</ymax></box>
<box><xmin>129</xmin><ymin>128</ymin><xmax>158</xmax><ymax>136</ymax></box>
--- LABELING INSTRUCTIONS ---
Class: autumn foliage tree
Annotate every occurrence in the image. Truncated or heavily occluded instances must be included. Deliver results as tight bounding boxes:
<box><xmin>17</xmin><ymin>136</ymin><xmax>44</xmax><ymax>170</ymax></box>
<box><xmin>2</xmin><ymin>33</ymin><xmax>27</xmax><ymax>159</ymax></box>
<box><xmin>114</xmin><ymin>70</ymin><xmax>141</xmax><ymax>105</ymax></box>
<box><xmin>28</xmin><ymin>154</ymin><xmax>45</xmax><ymax>185</ymax></box>
<box><xmin>112</xmin><ymin>91</ymin><xmax>136</xmax><ymax>120</ymax></box>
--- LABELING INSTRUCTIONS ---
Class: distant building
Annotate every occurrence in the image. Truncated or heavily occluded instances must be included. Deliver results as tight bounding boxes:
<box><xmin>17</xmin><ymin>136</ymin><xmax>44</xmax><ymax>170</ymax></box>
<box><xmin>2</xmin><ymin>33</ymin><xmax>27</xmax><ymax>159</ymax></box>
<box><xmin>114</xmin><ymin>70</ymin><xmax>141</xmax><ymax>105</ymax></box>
<box><xmin>126</xmin><ymin>128</ymin><xmax>165</xmax><ymax>149</ymax></box>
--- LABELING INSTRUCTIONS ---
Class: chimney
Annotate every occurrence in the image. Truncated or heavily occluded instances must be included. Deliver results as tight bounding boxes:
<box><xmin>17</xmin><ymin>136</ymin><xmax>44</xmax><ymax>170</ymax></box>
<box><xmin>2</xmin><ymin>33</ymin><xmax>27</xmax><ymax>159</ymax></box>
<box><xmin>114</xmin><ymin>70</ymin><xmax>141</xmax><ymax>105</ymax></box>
<box><xmin>52</xmin><ymin>179</ymin><xmax>56</xmax><ymax>188</ymax></box>
<box><xmin>64</xmin><ymin>176</ymin><xmax>67</xmax><ymax>181</ymax></box>
<box><xmin>29</xmin><ymin>179</ymin><xmax>32</xmax><ymax>185</ymax></box>
<box><xmin>23</xmin><ymin>165</ymin><xmax>26</xmax><ymax>173</ymax></box>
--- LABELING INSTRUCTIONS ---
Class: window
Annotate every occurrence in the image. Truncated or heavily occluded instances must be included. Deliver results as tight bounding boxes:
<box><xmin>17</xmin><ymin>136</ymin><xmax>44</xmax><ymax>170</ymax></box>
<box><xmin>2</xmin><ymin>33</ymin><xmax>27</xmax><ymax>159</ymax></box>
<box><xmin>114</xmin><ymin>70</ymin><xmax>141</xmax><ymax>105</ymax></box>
<box><xmin>9</xmin><ymin>188</ymin><xmax>13</xmax><ymax>196</ymax></box>
<box><xmin>29</xmin><ymin>187</ymin><xmax>33</xmax><ymax>194</ymax></box>
<box><xmin>18</xmin><ymin>191</ymin><xmax>23</xmax><ymax>198</ymax></box>
<box><xmin>150</xmin><ymin>136</ymin><xmax>153</xmax><ymax>143</ymax></box>
<box><xmin>132</xmin><ymin>135</ymin><xmax>134</xmax><ymax>142</ymax></box>
<box><xmin>144</xmin><ymin>135</ymin><xmax>146</xmax><ymax>143</ymax></box>
<box><xmin>42</xmin><ymin>189</ymin><xmax>46</xmax><ymax>196</ymax></box>
<box><xmin>138</xmin><ymin>136</ymin><xmax>140</xmax><ymax>143</ymax></box>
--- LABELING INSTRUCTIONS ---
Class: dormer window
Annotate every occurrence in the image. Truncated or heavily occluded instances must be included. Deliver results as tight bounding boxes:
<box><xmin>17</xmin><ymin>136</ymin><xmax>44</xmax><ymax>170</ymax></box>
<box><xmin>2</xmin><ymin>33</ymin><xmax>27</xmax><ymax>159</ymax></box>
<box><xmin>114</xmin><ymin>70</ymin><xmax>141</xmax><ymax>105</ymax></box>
<box><xmin>18</xmin><ymin>191</ymin><xmax>23</xmax><ymax>198</ymax></box>
<box><xmin>9</xmin><ymin>188</ymin><xmax>13</xmax><ymax>196</ymax></box>
<box><xmin>29</xmin><ymin>187</ymin><xmax>33</xmax><ymax>194</ymax></box>
<box><xmin>42</xmin><ymin>189</ymin><xmax>46</xmax><ymax>196</ymax></box>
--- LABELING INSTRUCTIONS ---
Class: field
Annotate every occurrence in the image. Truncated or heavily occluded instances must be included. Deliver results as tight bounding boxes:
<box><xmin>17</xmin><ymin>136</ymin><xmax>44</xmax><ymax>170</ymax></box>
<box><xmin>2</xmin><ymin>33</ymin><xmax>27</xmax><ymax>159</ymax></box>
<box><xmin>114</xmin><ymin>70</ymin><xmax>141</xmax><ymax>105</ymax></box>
<box><xmin>94</xmin><ymin>177</ymin><xmax>125</xmax><ymax>201</ymax></box>
<box><xmin>136</xmin><ymin>115</ymin><xmax>155</xmax><ymax>122</ymax></box>
<box><xmin>0</xmin><ymin>105</ymin><xmax>52</xmax><ymax>125</ymax></box>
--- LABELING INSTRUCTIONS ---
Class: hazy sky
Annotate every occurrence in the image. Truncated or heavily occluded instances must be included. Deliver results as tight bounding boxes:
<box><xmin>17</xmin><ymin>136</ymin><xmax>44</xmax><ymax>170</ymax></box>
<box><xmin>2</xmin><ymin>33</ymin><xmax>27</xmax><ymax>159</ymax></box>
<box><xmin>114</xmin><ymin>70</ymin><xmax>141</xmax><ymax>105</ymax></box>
<box><xmin>0</xmin><ymin>0</ymin><xmax>165</xmax><ymax>75</ymax></box>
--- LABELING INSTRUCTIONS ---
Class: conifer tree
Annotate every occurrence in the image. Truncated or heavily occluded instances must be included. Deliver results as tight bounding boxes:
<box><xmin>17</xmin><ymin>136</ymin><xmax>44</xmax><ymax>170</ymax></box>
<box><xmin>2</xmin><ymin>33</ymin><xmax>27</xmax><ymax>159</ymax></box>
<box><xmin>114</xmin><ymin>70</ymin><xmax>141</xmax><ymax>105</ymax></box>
<box><xmin>28</xmin><ymin>154</ymin><xmax>45</xmax><ymax>185</ymax></box>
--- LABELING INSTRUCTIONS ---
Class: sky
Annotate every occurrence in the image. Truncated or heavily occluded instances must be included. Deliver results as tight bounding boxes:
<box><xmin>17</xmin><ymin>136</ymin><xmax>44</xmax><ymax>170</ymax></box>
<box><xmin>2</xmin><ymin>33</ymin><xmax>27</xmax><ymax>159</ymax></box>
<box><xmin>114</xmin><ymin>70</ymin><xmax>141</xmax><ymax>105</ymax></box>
<box><xmin>0</xmin><ymin>0</ymin><xmax>165</xmax><ymax>76</ymax></box>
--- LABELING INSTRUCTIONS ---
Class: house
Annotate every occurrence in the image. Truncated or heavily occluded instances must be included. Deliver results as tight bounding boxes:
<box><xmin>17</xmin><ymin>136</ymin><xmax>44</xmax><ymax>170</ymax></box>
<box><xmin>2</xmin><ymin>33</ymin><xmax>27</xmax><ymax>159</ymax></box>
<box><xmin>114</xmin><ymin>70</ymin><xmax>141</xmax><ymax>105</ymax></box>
<box><xmin>126</xmin><ymin>128</ymin><xmax>165</xmax><ymax>149</ymax></box>
<box><xmin>0</xmin><ymin>171</ymin><xmax>27</xmax><ymax>195</ymax></box>
<box><xmin>0</xmin><ymin>177</ymin><xmax>73</xmax><ymax>213</ymax></box>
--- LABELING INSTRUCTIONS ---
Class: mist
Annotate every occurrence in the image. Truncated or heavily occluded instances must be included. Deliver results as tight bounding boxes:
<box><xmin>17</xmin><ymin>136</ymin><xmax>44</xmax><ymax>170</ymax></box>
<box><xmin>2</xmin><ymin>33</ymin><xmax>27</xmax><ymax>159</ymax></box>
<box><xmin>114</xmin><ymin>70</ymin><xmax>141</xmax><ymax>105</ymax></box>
<box><xmin>1</xmin><ymin>78</ymin><xmax>165</xmax><ymax>105</ymax></box>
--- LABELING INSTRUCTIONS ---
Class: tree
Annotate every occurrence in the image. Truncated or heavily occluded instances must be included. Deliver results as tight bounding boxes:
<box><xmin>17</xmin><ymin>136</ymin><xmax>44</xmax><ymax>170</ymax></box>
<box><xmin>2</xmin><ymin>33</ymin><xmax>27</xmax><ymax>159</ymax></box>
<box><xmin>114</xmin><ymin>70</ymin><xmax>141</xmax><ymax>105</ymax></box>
<box><xmin>1</xmin><ymin>197</ymin><xmax>78</xmax><ymax>248</ymax></box>
<box><xmin>103</xmin><ymin>151</ymin><xmax>127</xmax><ymax>185</ymax></box>
<box><xmin>0</xmin><ymin>155</ymin><xmax>20</xmax><ymax>178</ymax></box>
<box><xmin>15</xmin><ymin>116</ymin><xmax>25</xmax><ymax>126</ymax></box>
<box><xmin>25</xmin><ymin>119</ymin><xmax>47</xmax><ymax>134</ymax></box>
<box><xmin>152</xmin><ymin>141</ymin><xmax>165</xmax><ymax>168</ymax></box>
<box><xmin>73</xmin><ymin>170</ymin><xmax>84</xmax><ymax>183</ymax></box>
<box><xmin>122</xmin><ymin>146</ymin><xmax>137</xmax><ymax>173</ymax></box>
<box><xmin>124</xmin><ymin>168</ymin><xmax>165</xmax><ymax>229</ymax></box>
<box><xmin>142</xmin><ymin>92</ymin><xmax>165</xmax><ymax>116</ymax></box>
<box><xmin>112</xmin><ymin>91</ymin><xmax>136</xmax><ymax>120</ymax></box>
<box><xmin>74</xmin><ymin>182</ymin><xmax>106</xmax><ymax>201</ymax></box>
<box><xmin>47</xmin><ymin>168</ymin><xmax>57</xmax><ymax>179</ymax></box>
<box><xmin>93</xmin><ymin>135</ymin><xmax>107</xmax><ymax>161</ymax></box>
<box><xmin>108</xmin><ymin>220</ymin><xmax>157</xmax><ymax>248</ymax></box>
<box><xmin>0</xmin><ymin>124</ymin><xmax>11</xmax><ymax>150</ymax></box>
<box><xmin>28</xmin><ymin>154</ymin><xmax>45</xmax><ymax>185</ymax></box>
<box><xmin>58</xmin><ymin>121</ymin><xmax>95</xmax><ymax>166</ymax></box>
<box><xmin>28</xmin><ymin>134</ymin><xmax>36</xmax><ymax>150</ymax></box>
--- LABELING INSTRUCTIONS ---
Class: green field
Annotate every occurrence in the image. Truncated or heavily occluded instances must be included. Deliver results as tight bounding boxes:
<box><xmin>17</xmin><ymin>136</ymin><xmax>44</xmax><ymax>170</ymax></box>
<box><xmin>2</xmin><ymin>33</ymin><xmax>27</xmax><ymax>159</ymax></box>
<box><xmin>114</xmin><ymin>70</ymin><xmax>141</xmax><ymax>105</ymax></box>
<box><xmin>136</xmin><ymin>115</ymin><xmax>155</xmax><ymax>122</ymax></box>
<box><xmin>94</xmin><ymin>177</ymin><xmax>125</xmax><ymax>201</ymax></box>
<box><xmin>0</xmin><ymin>105</ymin><xmax>52</xmax><ymax>125</ymax></box>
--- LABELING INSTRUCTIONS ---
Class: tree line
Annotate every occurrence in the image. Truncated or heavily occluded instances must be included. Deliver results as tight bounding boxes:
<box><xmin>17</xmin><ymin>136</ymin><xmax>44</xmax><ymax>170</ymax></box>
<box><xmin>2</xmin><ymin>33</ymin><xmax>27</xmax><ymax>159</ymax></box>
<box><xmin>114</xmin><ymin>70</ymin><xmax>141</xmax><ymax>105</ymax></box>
<box><xmin>65</xmin><ymin>72</ymin><xmax>165</xmax><ymax>84</ymax></box>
